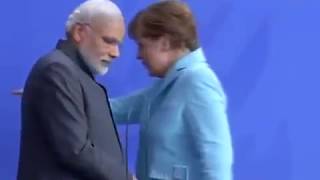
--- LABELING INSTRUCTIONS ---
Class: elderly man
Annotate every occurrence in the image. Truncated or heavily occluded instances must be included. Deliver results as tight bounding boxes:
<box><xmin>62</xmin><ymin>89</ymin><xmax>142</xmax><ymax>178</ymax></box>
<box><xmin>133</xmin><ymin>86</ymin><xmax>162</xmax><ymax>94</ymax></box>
<box><xmin>17</xmin><ymin>0</ymin><xmax>133</xmax><ymax>179</ymax></box>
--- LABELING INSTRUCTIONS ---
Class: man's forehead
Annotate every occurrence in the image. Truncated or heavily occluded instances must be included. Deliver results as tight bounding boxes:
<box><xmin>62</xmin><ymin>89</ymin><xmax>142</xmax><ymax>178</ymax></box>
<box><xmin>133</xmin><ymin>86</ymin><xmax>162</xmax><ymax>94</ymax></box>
<box><xmin>91</xmin><ymin>15</ymin><xmax>124</xmax><ymax>28</ymax></box>
<box><xmin>100</xmin><ymin>24</ymin><xmax>125</xmax><ymax>42</ymax></box>
<box><xmin>93</xmin><ymin>17</ymin><xmax>123</xmax><ymax>28</ymax></box>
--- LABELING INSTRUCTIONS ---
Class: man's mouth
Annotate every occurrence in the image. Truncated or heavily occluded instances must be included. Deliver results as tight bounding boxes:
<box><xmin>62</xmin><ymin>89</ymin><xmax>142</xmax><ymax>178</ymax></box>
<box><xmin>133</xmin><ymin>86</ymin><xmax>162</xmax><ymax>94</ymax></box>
<box><xmin>101</xmin><ymin>59</ymin><xmax>111</xmax><ymax>66</ymax></box>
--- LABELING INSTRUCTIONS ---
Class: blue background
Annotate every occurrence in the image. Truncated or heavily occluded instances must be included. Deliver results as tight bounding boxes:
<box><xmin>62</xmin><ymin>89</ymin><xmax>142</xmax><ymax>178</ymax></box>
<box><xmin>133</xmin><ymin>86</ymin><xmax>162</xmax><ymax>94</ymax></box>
<box><xmin>1</xmin><ymin>0</ymin><xmax>320</xmax><ymax>179</ymax></box>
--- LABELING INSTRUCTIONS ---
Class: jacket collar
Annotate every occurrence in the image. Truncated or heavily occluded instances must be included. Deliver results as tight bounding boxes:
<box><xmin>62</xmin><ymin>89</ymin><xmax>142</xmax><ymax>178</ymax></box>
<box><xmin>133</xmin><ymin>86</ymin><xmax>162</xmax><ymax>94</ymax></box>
<box><xmin>152</xmin><ymin>48</ymin><xmax>207</xmax><ymax>97</ymax></box>
<box><xmin>56</xmin><ymin>39</ymin><xmax>95</xmax><ymax>80</ymax></box>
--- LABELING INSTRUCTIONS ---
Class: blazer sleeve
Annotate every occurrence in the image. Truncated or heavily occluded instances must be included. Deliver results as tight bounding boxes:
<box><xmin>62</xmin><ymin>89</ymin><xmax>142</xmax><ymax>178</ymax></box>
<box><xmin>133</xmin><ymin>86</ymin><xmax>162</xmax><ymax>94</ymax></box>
<box><xmin>110</xmin><ymin>89</ymin><xmax>149</xmax><ymax>124</ymax></box>
<box><xmin>183</xmin><ymin>75</ymin><xmax>233</xmax><ymax>180</ymax></box>
<box><xmin>36</xmin><ymin>63</ymin><xmax>130</xmax><ymax>180</ymax></box>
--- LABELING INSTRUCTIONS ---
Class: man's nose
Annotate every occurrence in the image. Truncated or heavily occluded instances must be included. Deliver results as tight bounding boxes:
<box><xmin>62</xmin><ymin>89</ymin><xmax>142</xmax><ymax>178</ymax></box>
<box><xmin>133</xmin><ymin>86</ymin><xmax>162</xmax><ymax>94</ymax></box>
<box><xmin>109</xmin><ymin>45</ymin><xmax>120</xmax><ymax>59</ymax></box>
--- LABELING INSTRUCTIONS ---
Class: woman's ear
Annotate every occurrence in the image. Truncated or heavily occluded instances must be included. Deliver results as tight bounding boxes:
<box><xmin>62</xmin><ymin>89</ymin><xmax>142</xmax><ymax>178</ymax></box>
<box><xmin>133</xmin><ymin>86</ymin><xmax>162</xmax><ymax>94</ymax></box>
<box><xmin>159</xmin><ymin>35</ymin><xmax>171</xmax><ymax>51</ymax></box>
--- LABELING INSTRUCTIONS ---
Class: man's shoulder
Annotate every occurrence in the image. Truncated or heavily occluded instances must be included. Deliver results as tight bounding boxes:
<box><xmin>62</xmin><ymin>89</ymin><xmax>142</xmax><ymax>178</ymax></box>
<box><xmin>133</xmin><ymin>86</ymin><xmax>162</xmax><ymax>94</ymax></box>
<box><xmin>33</xmin><ymin>49</ymin><xmax>78</xmax><ymax>75</ymax></box>
<box><xmin>39</xmin><ymin>49</ymin><xmax>74</xmax><ymax>69</ymax></box>
<box><xmin>23</xmin><ymin>50</ymin><xmax>79</xmax><ymax>99</ymax></box>
<box><xmin>25</xmin><ymin>49</ymin><xmax>80</xmax><ymax>86</ymax></box>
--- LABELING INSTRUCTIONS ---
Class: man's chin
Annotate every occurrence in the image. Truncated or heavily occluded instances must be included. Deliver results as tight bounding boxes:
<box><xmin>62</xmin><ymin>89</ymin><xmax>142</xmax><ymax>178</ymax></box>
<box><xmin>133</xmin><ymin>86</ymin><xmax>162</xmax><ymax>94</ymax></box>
<box><xmin>96</xmin><ymin>67</ymin><xmax>109</xmax><ymax>75</ymax></box>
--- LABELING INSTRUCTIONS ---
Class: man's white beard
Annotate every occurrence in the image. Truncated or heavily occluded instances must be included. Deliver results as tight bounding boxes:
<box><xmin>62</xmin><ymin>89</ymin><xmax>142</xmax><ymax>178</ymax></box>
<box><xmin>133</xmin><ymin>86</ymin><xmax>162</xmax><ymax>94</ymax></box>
<box><xmin>78</xmin><ymin>46</ymin><xmax>109</xmax><ymax>75</ymax></box>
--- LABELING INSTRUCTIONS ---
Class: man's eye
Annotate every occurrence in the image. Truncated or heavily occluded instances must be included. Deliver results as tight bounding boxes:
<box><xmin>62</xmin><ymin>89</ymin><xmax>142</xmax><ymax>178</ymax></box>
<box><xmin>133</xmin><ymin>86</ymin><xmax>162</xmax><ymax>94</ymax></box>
<box><xmin>102</xmin><ymin>37</ymin><xmax>118</xmax><ymax>45</ymax></box>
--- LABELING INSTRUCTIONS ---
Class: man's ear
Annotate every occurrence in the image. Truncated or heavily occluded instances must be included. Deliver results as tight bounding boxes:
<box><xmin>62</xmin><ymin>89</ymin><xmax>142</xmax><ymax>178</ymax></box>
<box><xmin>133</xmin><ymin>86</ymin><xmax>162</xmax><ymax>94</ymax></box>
<box><xmin>71</xmin><ymin>24</ymin><xmax>85</xmax><ymax>43</ymax></box>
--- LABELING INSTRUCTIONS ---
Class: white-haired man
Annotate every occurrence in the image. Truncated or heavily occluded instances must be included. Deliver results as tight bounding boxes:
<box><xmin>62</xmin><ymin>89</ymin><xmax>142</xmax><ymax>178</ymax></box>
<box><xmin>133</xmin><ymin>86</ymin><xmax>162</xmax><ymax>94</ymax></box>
<box><xmin>17</xmin><ymin>0</ymin><xmax>134</xmax><ymax>179</ymax></box>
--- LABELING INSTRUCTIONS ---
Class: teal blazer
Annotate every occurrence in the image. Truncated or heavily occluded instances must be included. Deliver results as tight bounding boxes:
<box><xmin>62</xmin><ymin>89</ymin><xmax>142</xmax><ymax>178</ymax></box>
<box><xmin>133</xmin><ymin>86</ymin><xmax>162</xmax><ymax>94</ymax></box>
<box><xmin>111</xmin><ymin>48</ymin><xmax>233</xmax><ymax>180</ymax></box>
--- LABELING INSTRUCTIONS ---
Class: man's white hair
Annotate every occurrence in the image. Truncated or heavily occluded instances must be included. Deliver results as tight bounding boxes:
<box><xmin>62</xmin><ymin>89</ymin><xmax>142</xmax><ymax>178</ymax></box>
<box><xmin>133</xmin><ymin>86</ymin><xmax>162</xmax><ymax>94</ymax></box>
<box><xmin>65</xmin><ymin>0</ymin><xmax>123</xmax><ymax>32</ymax></box>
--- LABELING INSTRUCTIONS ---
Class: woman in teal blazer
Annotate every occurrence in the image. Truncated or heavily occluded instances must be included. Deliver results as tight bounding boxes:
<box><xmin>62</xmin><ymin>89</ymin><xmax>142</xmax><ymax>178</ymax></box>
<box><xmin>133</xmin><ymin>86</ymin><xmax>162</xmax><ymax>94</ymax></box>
<box><xmin>111</xmin><ymin>1</ymin><xmax>233</xmax><ymax>180</ymax></box>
